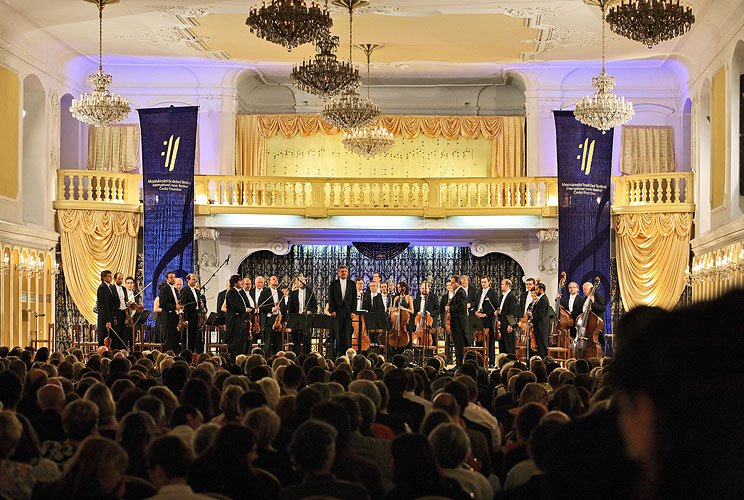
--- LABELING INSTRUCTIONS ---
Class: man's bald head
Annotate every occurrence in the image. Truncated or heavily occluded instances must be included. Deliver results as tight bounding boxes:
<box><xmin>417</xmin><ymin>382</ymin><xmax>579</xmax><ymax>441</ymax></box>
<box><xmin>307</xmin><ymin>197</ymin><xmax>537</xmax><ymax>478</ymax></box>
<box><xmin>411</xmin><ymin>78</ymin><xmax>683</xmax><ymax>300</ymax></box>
<box><xmin>37</xmin><ymin>383</ymin><xmax>65</xmax><ymax>411</ymax></box>
<box><xmin>433</xmin><ymin>392</ymin><xmax>460</xmax><ymax>419</ymax></box>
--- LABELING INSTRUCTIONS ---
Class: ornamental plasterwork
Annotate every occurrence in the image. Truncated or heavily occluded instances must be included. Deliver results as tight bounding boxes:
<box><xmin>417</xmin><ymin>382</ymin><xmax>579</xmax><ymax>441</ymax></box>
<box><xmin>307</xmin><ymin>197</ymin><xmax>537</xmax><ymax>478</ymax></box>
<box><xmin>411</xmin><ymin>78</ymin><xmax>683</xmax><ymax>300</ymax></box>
<box><xmin>148</xmin><ymin>5</ymin><xmax>211</xmax><ymax>18</ymax></box>
<box><xmin>329</xmin><ymin>5</ymin><xmax>399</xmax><ymax>15</ymax></box>
<box><xmin>121</xmin><ymin>27</ymin><xmax>211</xmax><ymax>47</ymax></box>
<box><xmin>536</xmin><ymin>229</ymin><xmax>559</xmax><ymax>242</ymax></box>
<box><xmin>539</xmin><ymin>256</ymin><xmax>558</xmax><ymax>276</ymax></box>
<box><xmin>491</xmin><ymin>6</ymin><xmax>559</xmax><ymax>18</ymax></box>
<box><xmin>195</xmin><ymin>227</ymin><xmax>220</xmax><ymax>240</ymax></box>
<box><xmin>523</xmin><ymin>27</ymin><xmax>603</xmax><ymax>50</ymax></box>
<box><xmin>49</xmin><ymin>91</ymin><xmax>60</xmax><ymax>171</ymax></box>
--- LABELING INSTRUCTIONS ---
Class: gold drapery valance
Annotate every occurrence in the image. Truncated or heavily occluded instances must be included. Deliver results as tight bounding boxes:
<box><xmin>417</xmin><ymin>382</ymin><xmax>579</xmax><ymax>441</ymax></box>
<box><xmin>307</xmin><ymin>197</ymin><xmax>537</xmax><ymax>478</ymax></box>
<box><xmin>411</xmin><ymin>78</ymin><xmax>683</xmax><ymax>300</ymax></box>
<box><xmin>614</xmin><ymin>212</ymin><xmax>692</xmax><ymax>311</ymax></box>
<box><xmin>236</xmin><ymin>114</ymin><xmax>525</xmax><ymax>178</ymax></box>
<box><xmin>58</xmin><ymin>209</ymin><xmax>140</xmax><ymax>324</ymax></box>
<box><xmin>620</xmin><ymin>125</ymin><xmax>676</xmax><ymax>175</ymax></box>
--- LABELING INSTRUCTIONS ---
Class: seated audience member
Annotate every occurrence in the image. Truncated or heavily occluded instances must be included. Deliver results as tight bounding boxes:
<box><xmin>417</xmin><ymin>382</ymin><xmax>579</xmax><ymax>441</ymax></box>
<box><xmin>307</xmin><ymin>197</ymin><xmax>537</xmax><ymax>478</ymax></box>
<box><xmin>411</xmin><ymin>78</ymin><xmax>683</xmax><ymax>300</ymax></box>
<box><xmin>168</xmin><ymin>405</ymin><xmax>202</xmax><ymax>451</ymax></box>
<box><xmin>133</xmin><ymin>395</ymin><xmax>167</xmax><ymax>434</ymax></box>
<box><xmin>10</xmin><ymin>412</ymin><xmax>60</xmax><ymax>484</ymax></box>
<box><xmin>117</xmin><ymin>411</ymin><xmax>157</xmax><ymax>480</ymax></box>
<box><xmin>187</xmin><ymin>424</ymin><xmax>277</xmax><ymax>500</ymax></box>
<box><xmin>0</xmin><ymin>410</ymin><xmax>37</xmax><ymax>500</ymax></box>
<box><xmin>146</xmin><ymin>435</ymin><xmax>211</xmax><ymax>499</ymax></box>
<box><xmin>279</xmin><ymin>419</ymin><xmax>370</xmax><ymax>500</ymax></box>
<box><xmin>41</xmin><ymin>399</ymin><xmax>98</xmax><ymax>469</ymax></box>
<box><xmin>385</xmin><ymin>433</ymin><xmax>471</xmax><ymax>500</ymax></box>
<box><xmin>34</xmin><ymin>384</ymin><xmax>66</xmax><ymax>442</ymax></box>
<box><xmin>84</xmin><ymin>383</ymin><xmax>119</xmax><ymax>440</ymax></box>
<box><xmin>501</xmin><ymin>419</ymin><xmax>566</xmax><ymax>495</ymax></box>
<box><xmin>428</xmin><ymin>423</ymin><xmax>495</xmax><ymax>500</ymax></box>
<box><xmin>502</xmin><ymin>402</ymin><xmax>547</xmax><ymax>480</ymax></box>
<box><xmin>243</xmin><ymin>406</ymin><xmax>294</xmax><ymax>486</ymax></box>
<box><xmin>192</xmin><ymin>423</ymin><xmax>219</xmax><ymax>457</ymax></box>
<box><xmin>384</xmin><ymin>369</ymin><xmax>425</xmax><ymax>431</ymax></box>
<box><xmin>31</xmin><ymin>437</ymin><xmax>129</xmax><ymax>500</ymax></box>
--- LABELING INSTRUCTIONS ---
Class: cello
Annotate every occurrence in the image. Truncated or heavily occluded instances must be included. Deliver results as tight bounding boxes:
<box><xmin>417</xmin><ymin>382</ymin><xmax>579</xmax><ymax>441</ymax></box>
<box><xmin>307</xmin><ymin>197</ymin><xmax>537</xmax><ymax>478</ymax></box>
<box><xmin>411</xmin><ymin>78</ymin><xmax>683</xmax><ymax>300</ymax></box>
<box><xmin>351</xmin><ymin>310</ymin><xmax>371</xmax><ymax>352</ymax></box>
<box><xmin>572</xmin><ymin>277</ymin><xmax>604</xmax><ymax>359</ymax></box>
<box><xmin>412</xmin><ymin>301</ymin><xmax>433</xmax><ymax>347</ymax></box>
<box><xmin>387</xmin><ymin>294</ymin><xmax>411</xmax><ymax>348</ymax></box>
<box><xmin>551</xmin><ymin>272</ymin><xmax>574</xmax><ymax>345</ymax></box>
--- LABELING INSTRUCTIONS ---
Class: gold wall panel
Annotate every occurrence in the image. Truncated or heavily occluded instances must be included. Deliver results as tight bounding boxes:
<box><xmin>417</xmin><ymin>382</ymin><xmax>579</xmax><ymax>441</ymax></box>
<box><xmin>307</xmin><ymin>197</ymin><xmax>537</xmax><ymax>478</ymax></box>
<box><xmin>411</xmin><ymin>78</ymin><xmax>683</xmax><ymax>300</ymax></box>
<box><xmin>0</xmin><ymin>66</ymin><xmax>19</xmax><ymax>200</ymax></box>
<box><xmin>711</xmin><ymin>67</ymin><xmax>726</xmax><ymax>209</ymax></box>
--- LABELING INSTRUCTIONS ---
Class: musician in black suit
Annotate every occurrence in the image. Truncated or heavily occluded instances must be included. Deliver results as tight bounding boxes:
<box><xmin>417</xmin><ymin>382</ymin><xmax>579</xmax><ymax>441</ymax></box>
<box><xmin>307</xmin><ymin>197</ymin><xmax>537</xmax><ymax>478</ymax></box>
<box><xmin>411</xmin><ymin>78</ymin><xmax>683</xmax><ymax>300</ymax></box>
<box><xmin>225</xmin><ymin>274</ymin><xmax>249</xmax><ymax>356</ymax></box>
<box><xmin>239</xmin><ymin>277</ymin><xmax>257</xmax><ymax>354</ymax></box>
<box><xmin>519</xmin><ymin>277</ymin><xmax>537</xmax><ymax>315</ymax></box>
<box><xmin>379</xmin><ymin>281</ymin><xmax>393</xmax><ymax>316</ymax></box>
<box><xmin>531</xmin><ymin>283</ymin><xmax>551</xmax><ymax>358</ymax></box>
<box><xmin>496</xmin><ymin>279</ymin><xmax>520</xmax><ymax>355</ymax></box>
<box><xmin>582</xmin><ymin>282</ymin><xmax>606</xmax><ymax>316</ymax></box>
<box><xmin>216</xmin><ymin>280</ymin><xmax>229</xmax><ymax>321</ymax></box>
<box><xmin>460</xmin><ymin>275</ymin><xmax>477</xmax><ymax>312</ymax></box>
<box><xmin>446</xmin><ymin>275</ymin><xmax>469</xmax><ymax>367</ymax></box>
<box><xmin>179</xmin><ymin>274</ymin><xmax>202</xmax><ymax>353</ymax></box>
<box><xmin>474</xmin><ymin>276</ymin><xmax>498</xmax><ymax>363</ymax></box>
<box><xmin>256</xmin><ymin>276</ymin><xmax>281</xmax><ymax>356</ymax></box>
<box><xmin>110</xmin><ymin>272</ymin><xmax>128</xmax><ymax>350</ymax></box>
<box><xmin>328</xmin><ymin>265</ymin><xmax>355</xmax><ymax>357</ymax></box>
<box><xmin>288</xmin><ymin>275</ymin><xmax>317</xmax><ymax>354</ymax></box>
<box><xmin>362</xmin><ymin>280</ymin><xmax>385</xmax><ymax>313</ymax></box>
<box><xmin>560</xmin><ymin>281</ymin><xmax>586</xmax><ymax>320</ymax></box>
<box><xmin>411</xmin><ymin>281</ymin><xmax>438</xmax><ymax>347</ymax></box>
<box><xmin>96</xmin><ymin>270</ymin><xmax>116</xmax><ymax>346</ymax></box>
<box><xmin>159</xmin><ymin>271</ymin><xmax>183</xmax><ymax>353</ymax></box>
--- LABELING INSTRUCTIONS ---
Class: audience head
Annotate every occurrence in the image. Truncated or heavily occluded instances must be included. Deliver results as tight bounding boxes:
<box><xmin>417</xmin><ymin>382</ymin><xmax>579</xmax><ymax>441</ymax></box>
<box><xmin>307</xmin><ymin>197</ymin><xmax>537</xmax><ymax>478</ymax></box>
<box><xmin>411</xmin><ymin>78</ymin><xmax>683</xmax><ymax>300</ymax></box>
<box><xmin>428</xmin><ymin>422</ymin><xmax>470</xmax><ymax>469</ymax></box>
<box><xmin>290</xmin><ymin>419</ymin><xmax>337</xmax><ymax>474</ymax></box>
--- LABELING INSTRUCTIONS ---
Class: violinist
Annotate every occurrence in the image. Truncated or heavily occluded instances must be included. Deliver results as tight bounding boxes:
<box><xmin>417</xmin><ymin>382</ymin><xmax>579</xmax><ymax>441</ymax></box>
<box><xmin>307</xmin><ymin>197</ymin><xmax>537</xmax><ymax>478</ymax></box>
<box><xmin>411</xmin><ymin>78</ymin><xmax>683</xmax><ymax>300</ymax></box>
<box><xmin>124</xmin><ymin>277</ymin><xmax>137</xmax><ymax>305</ymax></box>
<box><xmin>96</xmin><ymin>270</ymin><xmax>116</xmax><ymax>347</ymax></box>
<box><xmin>179</xmin><ymin>274</ymin><xmax>202</xmax><ymax>353</ymax></box>
<box><xmin>239</xmin><ymin>277</ymin><xmax>257</xmax><ymax>354</ymax></box>
<box><xmin>362</xmin><ymin>280</ymin><xmax>385</xmax><ymax>313</ymax></box>
<box><xmin>111</xmin><ymin>272</ymin><xmax>128</xmax><ymax>350</ymax></box>
<box><xmin>531</xmin><ymin>283</ymin><xmax>550</xmax><ymax>357</ymax></box>
<box><xmin>288</xmin><ymin>274</ymin><xmax>316</xmax><ymax>354</ymax></box>
<box><xmin>474</xmin><ymin>276</ymin><xmax>498</xmax><ymax>363</ymax></box>
<box><xmin>216</xmin><ymin>279</ymin><xmax>230</xmax><ymax>320</ymax></box>
<box><xmin>379</xmin><ymin>281</ymin><xmax>393</xmax><ymax>316</ymax></box>
<box><xmin>496</xmin><ymin>279</ymin><xmax>519</xmax><ymax>355</ymax></box>
<box><xmin>159</xmin><ymin>271</ymin><xmax>183</xmax><ymax>353</ymax></box>
<box><xmin>225</xmin><ymin>274</ymin><xmax>248</xmax><ymax>356</ymax></box>
<box><xmin>353</xmin><ymin>278</ymin><xmax>365</xmax><ymax>314</ymax></box>
<box><xmin>446</xmin><ymin>275</ymin><xmax>468</xmax><ymax>367</ymax></box>
<box><xmin>258</xmin><ymin>275</ymin><xmax>281</xmax><ymax>356</ymax></box>
<box><xmin>461</xmin><ymin>275</ymin><xmax>476</xmax><ymax>312</ymax></box>
<box><xmin>520</xmin><ymin>277</ymin><xmax>536</xmax><ymax>315</ymax></box>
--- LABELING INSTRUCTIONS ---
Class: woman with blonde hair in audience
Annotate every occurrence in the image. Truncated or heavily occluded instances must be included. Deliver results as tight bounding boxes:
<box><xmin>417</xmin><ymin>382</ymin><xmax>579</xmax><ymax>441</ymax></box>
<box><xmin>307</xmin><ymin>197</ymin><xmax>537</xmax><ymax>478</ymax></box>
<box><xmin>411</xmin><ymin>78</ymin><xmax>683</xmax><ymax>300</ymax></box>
<box><xmin>428</xmin><ymin>423</ymin><xmax>494</xmax><ymax>500</ymax></box>
<box><xmin>257</xmin><ymin>377</ymin><xmax>280</xmax><ymax>409</ymax></box>
<box><xmin>0</xmin><ymin>410</ymin><xmax>37</xmax><ymax>500</ymax></box>
<box><xmin>83</xmin><ymin>383</ymin><xmax>118</xmax><ymax>440</ymax></box>
<box><xmin>116</xmin><ymin>411</ymin><xmax>156</xmax><ymax>480</ymax></box>
<box><xmin>31</xmin><ymin>437</ymin><xmax>128</xmax><ymax>500</ymax></box>
<box><xmin>213</xmin><ymin>385</ymin><xmax>244</xmax><ymax>426</ymax></box>
<box><xmin>244</xmin><ymin>406</ymin><xmax>293</xmax><ymax>486</ymax></box>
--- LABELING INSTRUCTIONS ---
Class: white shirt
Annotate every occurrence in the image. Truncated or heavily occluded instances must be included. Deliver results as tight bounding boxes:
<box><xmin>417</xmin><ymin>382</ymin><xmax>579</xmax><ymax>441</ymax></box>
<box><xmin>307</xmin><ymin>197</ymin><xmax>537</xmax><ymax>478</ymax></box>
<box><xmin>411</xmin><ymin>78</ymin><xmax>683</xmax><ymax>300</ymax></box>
<box><xmin>125</xmin><ymin>288</ymin><xmax>135</xmax><ymax>304</ymax></box>
<box><xmin>340</xmin><ymin>279</ymin><xmax>347</xmax><ymax>299</ymax></box>
<box><xmin>568</xmin><ymin>293</ymin><xmax>578</xmax><ymax>311</ymax></box>
<box><xmin>463</xmin><ymin>403</ymin><xmax>501</xmax><ymax>451</ymax></box>
<box><xmin>381</xmin><ymin>293</ymin><xmax>389</xmax><ymax>308</ymax></box>
<box><xmin>419</xmin><ymin>295</ymin><xmax>427</xmax><ymax>314</ymax></box>
<box><xmin>144</xmin><ymin>484</ymin><xmax>213</xmax><ymax>500</ymax></box>
<box><xmin>357</xmin><ymin>291</ymin><xmax>364</xmax><ymax>311</ymax></box>
<box><xmin>169</xmin><ymin>285</ymin><xmax>179</xmax><ymax>310</ymax></box>
<box><xmin>298</xmin><ymin>288</ymin><xmax>306</xmax><ymax>311</ymax></box>
<box><xmin>442</xmin><ymin>466</ymin><xmax>494</xmax><ymax>500</ymax></box>
<box><xmin>245</xmin><ymin>290</ymin><xmax>255</xmax><ymax>308</ymax></box>
<box><xmin>270</xmin><ymin>287</ymin><xmax>279</xmax><ymax>311</ymax></box>
<box><xmin>116</xmin><ymin>285</ymin><xmax>126</xmax><ymax>310</ymax></box>
<box><xmin>499</xmin><ymin>289</ymin><xmax>510</xmax><ymax>311</ymax></box>
<box><xmin>524</xmin><ymin>291</ymin><xmax>534</xmax><ymax>314</ymax></box>
<box><xmin>190</xmin><ymin>286</ymin><xmax>198</xmax><ymax>306</ymax></box>
<box><xmin>477</xmin><ymin>288</ymin><xmax>487</xmax><ymax>312</ymax></box>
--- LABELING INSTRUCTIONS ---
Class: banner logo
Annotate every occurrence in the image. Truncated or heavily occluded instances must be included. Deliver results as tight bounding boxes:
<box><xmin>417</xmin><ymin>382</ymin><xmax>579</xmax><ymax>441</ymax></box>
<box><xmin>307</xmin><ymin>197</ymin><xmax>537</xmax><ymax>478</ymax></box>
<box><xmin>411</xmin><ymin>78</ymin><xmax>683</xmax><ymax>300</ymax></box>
<box><xmin>161</xmin><ymin>135</ymin><xmax>181</xmax><ymax>172</ymax></box>
<box><xmin>578</xmin><ymin>138</ymin><xmax>596</xmax><ymax>175</ymax></box>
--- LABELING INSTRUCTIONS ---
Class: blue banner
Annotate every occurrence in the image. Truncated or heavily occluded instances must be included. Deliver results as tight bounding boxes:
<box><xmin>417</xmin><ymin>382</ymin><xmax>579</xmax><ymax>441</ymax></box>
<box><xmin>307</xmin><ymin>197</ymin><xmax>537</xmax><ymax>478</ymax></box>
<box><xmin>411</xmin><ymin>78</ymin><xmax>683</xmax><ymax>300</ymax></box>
<box><xmin>554</xmin><ymin>110</ymin><xmax>612</xmax><ymax>341</ymax></box>
<box><xmin>139</xmin><ymin>106</ymin><xmax>197</xmax><ymax>303</ymax></box>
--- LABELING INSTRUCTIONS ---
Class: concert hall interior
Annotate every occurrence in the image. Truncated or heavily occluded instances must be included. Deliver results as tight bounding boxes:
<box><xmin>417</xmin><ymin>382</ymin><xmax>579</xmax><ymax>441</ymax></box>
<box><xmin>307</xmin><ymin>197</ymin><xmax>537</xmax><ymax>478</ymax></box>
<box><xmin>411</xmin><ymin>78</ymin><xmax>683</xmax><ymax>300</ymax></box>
<box><xmin>1</xmin><ymin>1</ymin><xmax>744</xmax><ymax>499</ymax></box>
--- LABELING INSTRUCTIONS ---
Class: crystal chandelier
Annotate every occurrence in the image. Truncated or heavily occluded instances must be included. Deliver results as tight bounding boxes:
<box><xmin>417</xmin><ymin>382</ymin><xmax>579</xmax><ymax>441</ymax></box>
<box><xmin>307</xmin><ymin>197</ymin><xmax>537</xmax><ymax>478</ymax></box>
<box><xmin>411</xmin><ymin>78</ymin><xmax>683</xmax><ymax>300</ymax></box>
<box><xmin>246</xmin><ymin>0</ymin><xmax>332</xmax><ymax>51</ymax></box>
<box><xmin>70</xmin><ymin>0</ymin><xmax>130</xmax><ymax>128</ymax></box>
<box><xmin>291</xmin><ymin>30</ymin><xmax>360</xmax><ymax>98</ymax></box>
<box><xmin>574</xmin><ymin>0</ymin><xmax>634</xmax><ymax>133</ymax></box>
<box><xmin>606</xmin><ymin>0</ymin><xmax>695</xmax><ymax>49</ymax></box>
<box><xmin>343</xmin><ymin>43</ymin><xmax>394</xmax><ymax>156</ymax></box>
<box><xmin>322</xmin><ymin>0</ymin><xmax>380</xmax><ymax>130</ymax></box>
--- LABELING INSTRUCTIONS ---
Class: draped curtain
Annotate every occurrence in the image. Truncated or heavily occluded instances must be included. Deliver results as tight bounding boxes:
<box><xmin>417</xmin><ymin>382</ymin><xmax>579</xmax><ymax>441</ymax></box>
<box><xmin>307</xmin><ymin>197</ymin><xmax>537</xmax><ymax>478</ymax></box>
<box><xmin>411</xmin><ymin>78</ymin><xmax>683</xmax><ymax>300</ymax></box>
<box><xmin>238</xmin><ymin>244</ymin><xmax>525</xmax><ymax>312</ymax></box>
<box><xmin>58</xmin><ymin>209</ymin><xmax>140</xmax><ymax>324</ymax></box>
<box><xmin>614</xmin><ymin>212</ymin><xmax>692</xmax><ymax>311</ymax></box>
<box><xmin>620</xmin><ymin>125</ymin><xmax>676</xmax><ymax>175</ymax></box>
<box><xmin>87</xmin><ymin>124</ymin><xmax>141</xmax><ymax>172</ymax></box>
<box><xmin>236</xmin><ymin>114</ymin><xmax>526</xmax><ymax>178</ymax></box>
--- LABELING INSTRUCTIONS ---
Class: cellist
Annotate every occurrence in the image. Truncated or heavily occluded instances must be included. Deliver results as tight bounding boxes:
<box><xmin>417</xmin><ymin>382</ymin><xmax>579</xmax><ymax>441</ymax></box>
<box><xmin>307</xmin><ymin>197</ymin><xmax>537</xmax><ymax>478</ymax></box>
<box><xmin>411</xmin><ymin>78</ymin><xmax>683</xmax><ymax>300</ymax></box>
<box><xmin>411</xmin><ymin>281</ymin><xmax>437</xmax><ymax>347</ymax></box>
<box><xmin>557</xmin><ymin>281</ymin><xmax>585</xmax><ymax>338</ymax></box>
<box><xmin>577</xmin><ymin>281</ymin><xmax>606</xmax><ymax>358</ymax></box>
<box><xmin>531</xmin><ymin>283</ymin><xmax>550</xmax><ymax>357</ymax></box>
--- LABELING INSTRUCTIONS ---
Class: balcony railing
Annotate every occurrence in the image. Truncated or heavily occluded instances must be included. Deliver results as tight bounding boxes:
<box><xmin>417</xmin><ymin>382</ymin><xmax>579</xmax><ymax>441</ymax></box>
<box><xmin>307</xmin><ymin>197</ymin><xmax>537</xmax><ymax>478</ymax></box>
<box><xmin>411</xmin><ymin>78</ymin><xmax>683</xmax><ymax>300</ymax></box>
<box><xmin>53</xmin><ymin>170</ymin><xmax>695</xmax><ymax>217</ymax></box>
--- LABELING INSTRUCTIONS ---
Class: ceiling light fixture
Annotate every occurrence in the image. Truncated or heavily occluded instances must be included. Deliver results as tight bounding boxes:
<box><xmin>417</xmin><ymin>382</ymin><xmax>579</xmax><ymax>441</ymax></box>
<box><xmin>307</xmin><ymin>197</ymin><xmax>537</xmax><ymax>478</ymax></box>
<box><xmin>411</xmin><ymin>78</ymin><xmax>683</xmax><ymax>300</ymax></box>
<box><xmin>574</xmin><ymin>0</ymin><xmax>635</xmax><ymax>133</ymax></box>
<box><xmin>69</xmin><ymin>0</ymin><xmax>131</xmax><ymax>128</ymax></box>
<box><xmin>246</xmin><ymin>0</ymin><xmax>332</xmax><ymax>51</ymax></box>
<box><xmin>343</xmin><ymin>43</ymin><xmax>394</xmax><ymax>156</ymax></box>
<box><xmin>606</xmin><ymin>0</ymin><xmax>695</xmax><ymax>49</ymax></box>
<box><xmin>291</xmin><ymin>29</ymin><xmax>360</xmax><ymax>98</ymax></box>
<box><xmin>322</xmin><ymin>0</ymin><xmax>380</xmax><ymax>130</ymax></box>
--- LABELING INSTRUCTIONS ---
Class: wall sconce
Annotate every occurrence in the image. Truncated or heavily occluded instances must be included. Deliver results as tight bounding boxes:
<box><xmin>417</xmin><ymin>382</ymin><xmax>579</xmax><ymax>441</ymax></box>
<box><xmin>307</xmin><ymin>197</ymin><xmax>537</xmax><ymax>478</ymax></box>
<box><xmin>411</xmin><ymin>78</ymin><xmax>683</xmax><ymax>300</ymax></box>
<box><xmin>0</xmin><ymin>254</ymin><xmax>9</xmax><ymax>276</ymax></box>
<box><xmin>49</xmin><ymin>260</ymin><xmax>60</xmax><ymax>276</ymax></box>
<box><xmin>16</xmin><ymin>255</ymin><xmax>29</xmax><ymax>275</ymax></box>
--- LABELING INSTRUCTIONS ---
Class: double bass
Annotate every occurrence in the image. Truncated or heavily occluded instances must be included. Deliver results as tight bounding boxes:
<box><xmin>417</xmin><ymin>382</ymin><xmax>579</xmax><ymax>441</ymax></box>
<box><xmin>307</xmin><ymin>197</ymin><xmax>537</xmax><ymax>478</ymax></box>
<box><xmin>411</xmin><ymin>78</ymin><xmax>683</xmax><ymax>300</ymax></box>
<box><xmin>572</xmin><ymin>277</ymin><xmax>604</xmax><ymax>359</ymax></box>
<box><xmin>351</xmin><ymin>306</ymin><xmax>371</xmax><ymax>352</ymax></box>
<box><xmin>386</xmin><ymin>295</ymin><xmax>411</xmax><ymax>348</ymax></box>
<box><xmin>412</xmin><ymin>303</ymin><xmax>433</xmax><ymax>347</ymax></box>
<box><xmin>551</xmin><ymin>272</ymin><xmax>574</xmax><ymax>345</ymax></box>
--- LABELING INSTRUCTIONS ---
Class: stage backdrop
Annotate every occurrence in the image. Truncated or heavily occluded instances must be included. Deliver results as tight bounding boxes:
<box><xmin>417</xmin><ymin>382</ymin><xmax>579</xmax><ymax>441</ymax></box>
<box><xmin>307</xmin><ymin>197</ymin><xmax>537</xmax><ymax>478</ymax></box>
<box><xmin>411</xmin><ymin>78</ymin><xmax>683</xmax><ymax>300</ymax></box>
<box><xmin>139</xmin><ymin>106</ymin><xmax>197</xmax><ymax>302</ymax></box>
<box><xmin>554</xmin><ymin>110</ymin><xmax>613</xmax><ymax>340</ymax></box>
<box><xmin>237</xmin><ymin>244</ymin><xmax>525</xmax><ymax>313</ymax></box>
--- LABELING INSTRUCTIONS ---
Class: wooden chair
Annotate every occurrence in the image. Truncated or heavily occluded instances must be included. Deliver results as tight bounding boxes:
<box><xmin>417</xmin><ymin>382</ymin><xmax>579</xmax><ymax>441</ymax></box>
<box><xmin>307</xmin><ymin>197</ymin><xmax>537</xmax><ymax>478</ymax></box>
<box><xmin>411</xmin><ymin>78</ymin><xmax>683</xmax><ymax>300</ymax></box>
<box><xmin>71</xmin><ymin>324</ymin><xmax>99</xmax><ymax>353</ymax></box>
<box><xmin>463</xmin><ymin>328</ymin><xmax>489</xmax><ymax>368</ymax></box>
<box><xmin>31</xmin><ymin>323</ymin><xmax>56</xmax><ymax>351</ymax></box>
<box><xmin>205</xmin><ymin>325</ymin><xmax>228</xmax><ymax>354</ymax></box>
<box><xmin>548</xmin><ymin>330</ymin><xmax>570</xmax><ymax>364</ymax></box>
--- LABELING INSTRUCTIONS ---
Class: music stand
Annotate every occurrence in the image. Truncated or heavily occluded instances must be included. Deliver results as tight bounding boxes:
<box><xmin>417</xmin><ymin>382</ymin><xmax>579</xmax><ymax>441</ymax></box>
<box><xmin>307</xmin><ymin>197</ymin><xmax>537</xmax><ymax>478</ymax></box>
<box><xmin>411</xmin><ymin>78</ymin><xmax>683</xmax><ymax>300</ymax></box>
<box><xmin>312</xmin><ymin>314</ymin><xmax>334</xmax><ymax>357</ymax></box>
<box><xmin>364</xmin><ymin>312</ymin><xmax>386</xmax><ymax>354</ymax></box>
<box><xmin>465</xmin><ymin>311</ymin><xmax>488</xmax><ymax>368</ymax></box>
<box><xmin>352</xmin><ymin>310</ymin><xmax>368</xmax><ymax>352</ymax></box>
<box><xmin>287</xmin><ymin>313</ymin><xmax>311</xmax><ymax>353</ymax></box>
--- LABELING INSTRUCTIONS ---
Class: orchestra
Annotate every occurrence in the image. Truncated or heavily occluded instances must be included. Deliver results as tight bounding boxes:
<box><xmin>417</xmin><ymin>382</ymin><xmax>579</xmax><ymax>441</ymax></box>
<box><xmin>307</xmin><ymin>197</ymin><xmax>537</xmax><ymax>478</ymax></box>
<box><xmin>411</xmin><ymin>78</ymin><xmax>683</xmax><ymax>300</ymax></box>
<box><xmin>95</xmin><ymin>266</ymin><xmax>605</xmax><ymax>366</ymax></box>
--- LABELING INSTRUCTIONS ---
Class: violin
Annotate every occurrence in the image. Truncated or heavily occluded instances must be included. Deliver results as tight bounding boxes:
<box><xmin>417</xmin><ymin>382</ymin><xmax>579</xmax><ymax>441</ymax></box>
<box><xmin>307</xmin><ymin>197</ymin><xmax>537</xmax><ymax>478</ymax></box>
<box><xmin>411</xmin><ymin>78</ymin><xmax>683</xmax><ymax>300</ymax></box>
<box><xmin>272</xmin><ymin>309</ymin><xmax>283</xmax><ymax>331</ymax></box>
<box><xmin>176</xmin><ymin>300</ymin><xmax>185</xmax><ymax>332</ymax></box>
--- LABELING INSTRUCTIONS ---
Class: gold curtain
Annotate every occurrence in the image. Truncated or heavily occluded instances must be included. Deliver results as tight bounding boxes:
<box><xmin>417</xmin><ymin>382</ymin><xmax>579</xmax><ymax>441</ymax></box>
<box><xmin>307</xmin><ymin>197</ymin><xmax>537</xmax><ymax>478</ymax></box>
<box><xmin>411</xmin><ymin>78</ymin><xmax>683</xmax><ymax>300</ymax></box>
<box><xmin>58</xmin><ymin>209</ymin><xmax>140</xmax><ymax>324</ymax></box>
<box><xmin>235</xmin><ymin>114</ymin><xmax>525</xmax><ymax>177</ymax></box>
<box><xmin>87</xmin><ymin>124</ymin><xmax>141</xmax><ymax>172</ymax></box>
<box><xmin>620</xmin><ymin>125</ymin><xmax>676</xmax><ymax>175</ymax></box>
<box><xmin>614</xmin><ymin>212</ymin><xmax>692</xmax><ymax>311</ymax></box>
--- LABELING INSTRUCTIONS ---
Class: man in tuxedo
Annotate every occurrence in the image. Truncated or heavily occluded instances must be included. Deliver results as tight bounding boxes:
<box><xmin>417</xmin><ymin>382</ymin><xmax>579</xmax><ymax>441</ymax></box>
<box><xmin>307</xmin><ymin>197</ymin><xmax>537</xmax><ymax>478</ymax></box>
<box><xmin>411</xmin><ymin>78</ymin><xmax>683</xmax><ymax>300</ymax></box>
<box><xmin>474</xmin><ymin>276</ymin><xmax>498</xmax><ymax>363</ymax></box>
<box><xmin>258</xmin><ymin>275</ymin><xmax>281</xmax><ymax>356</ymax></box>
<box><xmin>531</xmin><ymin>283</ymin><xmax>551</xmax><ymax>358</ymax></box>
<box><xmin>225</xmin><ymin>274</ymin><xmax>249</xmax><ymax>357</ymax></box>
<box><xmin>159</xmin><ymin>271</ymin><xmax>183</xmax><ymax>353</ymax></box>
<box><xmin>288</xmin><ymin>274</ymin><xmax>317</xmax><ymax>354</ymax></box>
<box><xmin>96</xmin><ymin>270</ymin><xmax>117</xmax><ymax>346</ymax></box>
<box><xmin>239</xmin><ymin>277</ymin><xmax>257</xmax><ymax>354</ymax></box>
<box><xmin>411</xmin><ymin>281</ymin><xmax>438</xmax><ymax>347</ymax></box>
<box><xmin>460</xmin><ymin>275</ymin><xmax>476</xmax><ymax>312</ymax></box>
<box><xmin>379</xmin><ymin>281</ymin><xmax>393</xmax><ymax>316</ymax></box>
<box><xmin>179</xmin><ymin>273</ymin><xmax>202</xmax><ymax>353</ymax></box>
<box><xmin>558</xmin><ymin>281</ymin><xmax>586</xmax><ymax>338</ymax></box>
<box><xmin>111</xmin><ymin>272</ymin><xmax>128</xmax><ymax>349</ymax></box>
<box><xmin>124</xmin><ymin>276</ymin><xmax>137</xmax><ymax>305</ymax></box>
<box><xmin>582</xmin><ymin>282</ymin><xmax>606</xmax><ymax>316</ymax></box>
<box><xmin>496</xmin><ymin>279</ymin><xmax>520</xmax><ymax>356</ymax></box>
<box><xmin>216</xmin><ymin>279</ymin><xmax>230</xmax><ymax>321</ymax></box>
<box><xmin>328</xmin><ymin>265</ymin><xmax>355</xmax><ymax>357</ymax></box>
<box><xmin>253</xmin><ymin>276</ymin><xmax>265</xmax><ymax>304</ymax></box>
<box><xmin>520</xmin><ymin>277</ymin><xmax>537</xmax><ymax>315</ymax></box>
<box><xmin>362</xmin><ymin>280</ymin><xmax>385</xmax><ymax>313</ymax></box>
<box><xmin>446</xmin><ymin>275</ymin><xmax>469</xmax><ymax>367</ymax></box>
